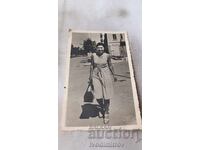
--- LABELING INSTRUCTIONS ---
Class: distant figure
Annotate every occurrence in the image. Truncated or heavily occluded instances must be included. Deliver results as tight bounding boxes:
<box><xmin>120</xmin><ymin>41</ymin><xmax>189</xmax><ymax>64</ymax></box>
<box><xmin>89</xmin><ymin>42</ymin><xmax>117</xmax><ymax>124</ymax></box>
<box><xmin>87</xmin><ymin>51</ymin><xmax>92</xmax><ymax>62</ymax></box>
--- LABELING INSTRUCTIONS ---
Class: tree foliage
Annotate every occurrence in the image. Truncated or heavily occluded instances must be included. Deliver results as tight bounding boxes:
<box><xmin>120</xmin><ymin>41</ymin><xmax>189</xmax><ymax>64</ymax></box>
<box><xmin>83</xmin><ymin>38</ymin><xmax>96</xmax><ymax>53</ymax></box>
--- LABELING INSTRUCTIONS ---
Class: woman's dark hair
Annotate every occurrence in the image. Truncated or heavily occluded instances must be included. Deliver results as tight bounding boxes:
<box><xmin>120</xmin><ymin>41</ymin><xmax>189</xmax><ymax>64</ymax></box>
<box><xmin>96</xmin><ymin>42</ymin><xmax>105</xmax><ymax>48</ymax></box>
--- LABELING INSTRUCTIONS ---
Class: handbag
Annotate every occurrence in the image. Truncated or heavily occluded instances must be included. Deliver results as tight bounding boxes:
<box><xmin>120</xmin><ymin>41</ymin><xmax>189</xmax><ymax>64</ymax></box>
<box><xmin>84</xmin><ymin>81</ymin><xmax>94</xmax><ymax>102</ymax></box>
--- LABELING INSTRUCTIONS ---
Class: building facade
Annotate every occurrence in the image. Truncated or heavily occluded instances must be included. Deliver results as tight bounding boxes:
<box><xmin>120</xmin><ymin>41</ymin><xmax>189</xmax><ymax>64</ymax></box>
<box><xmin>106</xmin><ymin>33</ymin><xmax>127</xmax><ymax>58</ymax></box>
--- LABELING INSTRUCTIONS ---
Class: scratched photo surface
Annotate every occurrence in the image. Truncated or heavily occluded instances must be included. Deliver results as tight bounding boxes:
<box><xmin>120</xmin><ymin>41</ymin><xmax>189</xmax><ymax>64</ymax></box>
<box><xmin>64</xmin><ymin>32</ymin><xmax>137</xmax><ymax>127</ymax></box>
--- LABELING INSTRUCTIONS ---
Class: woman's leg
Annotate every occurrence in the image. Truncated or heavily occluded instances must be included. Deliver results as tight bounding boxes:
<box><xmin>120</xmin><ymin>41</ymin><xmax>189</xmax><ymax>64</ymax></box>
<box><xmin>96</xmin><ymin>98</ymin><xmax>105</xmax><ymax>118</ymax></box>
<box><xmin>104</xmin><ymin>99</ymin><xmax>110</xmax><ymax>114</ymax></box>
<box><xmin>97</xmin><ymin>98</ymin><xmax>110</xmax><ymax>124</ymax></box>
<box><xmin>103</xmin><ymin>99</ymin><xmax>110</xmax><ymax>124</ymax></box>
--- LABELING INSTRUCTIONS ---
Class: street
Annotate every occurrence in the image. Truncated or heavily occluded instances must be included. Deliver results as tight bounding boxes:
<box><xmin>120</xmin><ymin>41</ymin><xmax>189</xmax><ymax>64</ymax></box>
<box><xmin>65</xmin><ymin>56</ymin><xmax>136</xmax><ymax>127</ymax></box>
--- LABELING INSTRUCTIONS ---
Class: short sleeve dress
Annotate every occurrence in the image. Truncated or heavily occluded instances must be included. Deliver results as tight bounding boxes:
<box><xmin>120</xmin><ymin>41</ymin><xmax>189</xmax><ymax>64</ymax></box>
<box><xmin>92</xmin><ymin>53</ymin><xmax>114</xmax><ymax>100</ymax></box>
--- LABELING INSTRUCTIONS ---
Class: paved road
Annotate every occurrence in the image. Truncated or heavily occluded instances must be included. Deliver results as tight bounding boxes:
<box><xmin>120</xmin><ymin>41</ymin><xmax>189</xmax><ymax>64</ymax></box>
<box><xmin>66</xmin><ymin>56</ymin><xmax>136</xmax><ymax>127</ymax></box>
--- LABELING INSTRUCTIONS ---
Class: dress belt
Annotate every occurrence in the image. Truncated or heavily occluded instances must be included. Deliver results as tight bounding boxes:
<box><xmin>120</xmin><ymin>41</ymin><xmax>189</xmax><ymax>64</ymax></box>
<box><xmin>96</xmin><ymin>64</ymin><xmax>108</xmax><ymax>68</ymax></box>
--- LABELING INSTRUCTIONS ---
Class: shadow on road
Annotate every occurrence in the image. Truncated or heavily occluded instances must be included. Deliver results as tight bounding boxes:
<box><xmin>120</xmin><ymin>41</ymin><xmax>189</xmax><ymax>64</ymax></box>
<box><xmin>80</xmin><ymin>104</ymin><xmax>101</xmax><ymax>119</ymax></box>
<box><xmin>117</xmin><ymin>79</ymin><xmax>126</xmax><ymax>82</ymax></box>
<box><xmin>80</xmin><ymin>59</ymin><xmax>88</xmax><ymax>63</ymax></box>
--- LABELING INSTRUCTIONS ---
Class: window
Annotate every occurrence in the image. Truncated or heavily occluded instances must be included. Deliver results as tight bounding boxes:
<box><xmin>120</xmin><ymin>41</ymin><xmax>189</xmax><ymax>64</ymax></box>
<box><xmin>112</xmin><ymin>34</ymin><xmax>117</xmax><ymax>40</ymax></box>
<box><xmin>120</xmin><ymin>34</ymin><xmax>123</xmax><ymax>40</ymax></box>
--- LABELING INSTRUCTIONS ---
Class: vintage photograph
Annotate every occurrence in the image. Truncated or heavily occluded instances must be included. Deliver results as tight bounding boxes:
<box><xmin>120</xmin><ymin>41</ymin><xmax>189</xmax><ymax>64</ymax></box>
<box><xmin>61</xmin><ymin>30</ymin><xmax>141</xmax><ymax>130</ymax></box>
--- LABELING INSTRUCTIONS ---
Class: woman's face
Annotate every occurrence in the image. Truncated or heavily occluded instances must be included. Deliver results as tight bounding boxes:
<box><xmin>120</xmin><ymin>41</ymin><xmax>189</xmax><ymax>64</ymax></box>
<box><xmin>96</xmin><ymin>45</ymin><xmax>104</xmax><ymax>56</ymax></box>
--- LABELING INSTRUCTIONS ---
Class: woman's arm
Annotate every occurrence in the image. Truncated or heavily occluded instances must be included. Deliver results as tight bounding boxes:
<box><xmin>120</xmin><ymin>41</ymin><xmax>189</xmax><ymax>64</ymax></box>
<box><xmin>107</xmin><ymin>55</ymin><xmax>117</xmax><ymax>82</ymax></box>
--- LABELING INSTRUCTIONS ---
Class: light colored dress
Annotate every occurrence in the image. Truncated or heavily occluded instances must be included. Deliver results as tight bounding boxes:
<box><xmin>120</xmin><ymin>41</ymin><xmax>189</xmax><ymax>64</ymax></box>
<box><xmin>92</xmin><ymin>53</ymin><xmax>114</xmax><ymax>99</ymax></box>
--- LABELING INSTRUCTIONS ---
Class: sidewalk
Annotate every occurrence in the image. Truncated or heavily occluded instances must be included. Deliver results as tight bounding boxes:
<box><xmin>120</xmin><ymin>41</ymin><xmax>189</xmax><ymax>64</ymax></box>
<box><xmin>66</xmin><ymin>56</ymin><xmax>136</xmax><ymax>127</ymax></box>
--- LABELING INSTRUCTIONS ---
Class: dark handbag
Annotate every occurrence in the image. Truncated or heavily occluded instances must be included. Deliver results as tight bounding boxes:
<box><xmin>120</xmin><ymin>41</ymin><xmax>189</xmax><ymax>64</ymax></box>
<box><xmin>84</xmin><ymin>81</ymin><xmax>94</xmax><ymax>102</ymax></box>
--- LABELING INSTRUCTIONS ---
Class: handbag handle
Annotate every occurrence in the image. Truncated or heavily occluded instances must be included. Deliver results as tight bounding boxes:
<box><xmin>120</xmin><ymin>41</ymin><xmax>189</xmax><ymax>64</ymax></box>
<box><xmin>85</xmin><ymin>80</ymin><xmax>92</xmax><ymax>93</ymax></box>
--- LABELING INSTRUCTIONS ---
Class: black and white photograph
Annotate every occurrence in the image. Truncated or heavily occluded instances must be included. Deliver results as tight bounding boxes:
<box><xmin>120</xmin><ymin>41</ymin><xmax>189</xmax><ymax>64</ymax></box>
<box><xmin>61</xmin><ymin>30</ymin><xmax>141</xmax><ymax>130</ymax></box>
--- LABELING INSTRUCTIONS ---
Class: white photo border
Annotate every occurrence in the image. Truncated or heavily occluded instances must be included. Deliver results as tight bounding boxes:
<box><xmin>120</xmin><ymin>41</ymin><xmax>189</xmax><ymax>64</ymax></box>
<box><xmin>61</xmin><ymin>30</ymin><xmax>142</xmax><ymax>131</ymax></box>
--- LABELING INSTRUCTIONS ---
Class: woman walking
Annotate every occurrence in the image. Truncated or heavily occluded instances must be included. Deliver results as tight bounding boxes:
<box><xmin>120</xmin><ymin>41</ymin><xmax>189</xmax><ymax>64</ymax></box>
<box><xmin>89</xmin><ymin>42</ymin><xmax>117</xmax><ymax>124</ymax></box>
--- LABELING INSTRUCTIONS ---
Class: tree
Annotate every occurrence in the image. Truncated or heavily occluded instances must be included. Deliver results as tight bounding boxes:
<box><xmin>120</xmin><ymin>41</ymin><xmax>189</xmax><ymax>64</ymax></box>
<box><xmin>83</xmin><ymin>38</ymin><xmax>96</xmax><ymax>53</ymax></box>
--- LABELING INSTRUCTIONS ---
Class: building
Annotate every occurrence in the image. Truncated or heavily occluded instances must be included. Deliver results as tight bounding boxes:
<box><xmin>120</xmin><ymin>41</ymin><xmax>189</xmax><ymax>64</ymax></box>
<box><xmin>105</xmin><ymin>33</ymin><xmax>127</xmax><ymax>58</ymax></box>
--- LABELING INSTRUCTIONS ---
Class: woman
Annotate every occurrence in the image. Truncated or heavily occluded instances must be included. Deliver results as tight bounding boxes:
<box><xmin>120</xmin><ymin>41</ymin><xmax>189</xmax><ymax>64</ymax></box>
<box><xmin>89</xmin><ymin>42</ymin><xmax>117</xmax><ymax>124</ymax></box>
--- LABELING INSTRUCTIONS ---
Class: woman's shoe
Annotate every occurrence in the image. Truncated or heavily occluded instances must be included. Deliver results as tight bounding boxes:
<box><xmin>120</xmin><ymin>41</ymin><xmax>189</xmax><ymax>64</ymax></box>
<box><xmin>97</xmin><ymin>106</ymin><xmax>104</xmax><ymax>118</ymax></box>
<box><xmin>103</xmin><ymin>113</ymin><xmax>109</xmax><ymax>124</ymax></box>
<box><xmin>98</xmin><ymin>111</ymin><xmax>103</xmax><ymax>118</ymax></box>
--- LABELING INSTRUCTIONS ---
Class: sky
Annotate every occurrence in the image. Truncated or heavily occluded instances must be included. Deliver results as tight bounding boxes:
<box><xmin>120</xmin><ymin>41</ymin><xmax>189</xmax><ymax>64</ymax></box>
<box><xmin>71</xmin><ymin>33</ymin><xmax>101</xmax><ymax>47</ymax></box>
